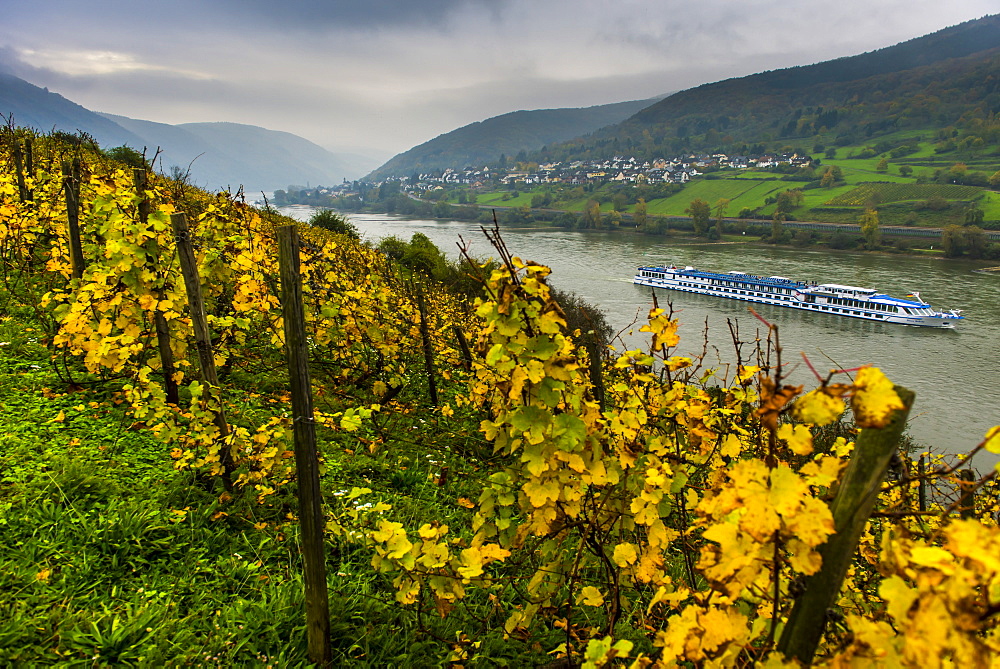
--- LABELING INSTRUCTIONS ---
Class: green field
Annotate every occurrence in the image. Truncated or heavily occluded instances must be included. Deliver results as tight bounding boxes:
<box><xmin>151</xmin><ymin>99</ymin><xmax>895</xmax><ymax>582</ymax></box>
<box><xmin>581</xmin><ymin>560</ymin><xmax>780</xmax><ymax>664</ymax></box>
<box><xmin>642</xmin><ymin>179</ymin><xmax>786</xmax><ymax>216</ymax></box>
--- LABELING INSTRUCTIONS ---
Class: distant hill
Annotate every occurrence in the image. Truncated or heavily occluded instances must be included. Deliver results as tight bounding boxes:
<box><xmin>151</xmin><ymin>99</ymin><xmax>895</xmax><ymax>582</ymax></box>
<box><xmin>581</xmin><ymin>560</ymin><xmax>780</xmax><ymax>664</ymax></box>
<box><xmin>535</xmin><ymin>15</ymin><xmax>1000</xmax><ymax>162</ymax></box>
<box><xmin>0</xmin><ymin>72</ymin><xmax>146</xmax><ymax>148</ymax></box>
<box><xmin>0</xmin><ymin>72</ymin><xmax>376</xmax><ymax>192</ymax></box>
<box><xmin>103</xmin><ymin>115</ymin><xmax>376</xmax><ymax>192</ymax></box>
<box><xmin>366</xmin><ymin>97</ymin><xmax>665</xmax><ymax>180</ymax></box>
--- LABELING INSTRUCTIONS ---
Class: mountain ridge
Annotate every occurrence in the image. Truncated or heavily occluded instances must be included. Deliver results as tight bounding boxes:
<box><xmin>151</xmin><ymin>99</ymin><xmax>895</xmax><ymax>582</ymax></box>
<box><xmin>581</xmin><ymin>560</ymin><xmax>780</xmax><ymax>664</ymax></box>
<box><xmin>0</xmin><ymin>72</ymin><xmax>375</xmax><ymax>191</ymax></box>
<box><xmin>536</xmin><ymin>15</ymin><xmax>1000</xmax><ymax>162</ymax></box>
<box><xmin>366</xmin><ymin>96</ymin><xmax>666</xmax><ymax>180</ymax></box>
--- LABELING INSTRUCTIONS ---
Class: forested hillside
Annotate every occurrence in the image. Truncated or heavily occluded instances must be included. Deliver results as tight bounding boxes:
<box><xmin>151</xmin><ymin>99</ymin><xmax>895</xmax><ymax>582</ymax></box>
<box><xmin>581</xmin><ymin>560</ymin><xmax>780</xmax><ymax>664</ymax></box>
<box><xmin>0</xmin><ymin>72</ymin><xmax>372</xmax><ymax>190</ymax></box>
<box><xmin>536</xmin><ymin>15</ymin><xmax>1000</xmax><ymax>162</ymax></box>
<box><xmin>367</xmin><ymin>97</ymin><xmax>663</xmax><ymax>180</ymax></box>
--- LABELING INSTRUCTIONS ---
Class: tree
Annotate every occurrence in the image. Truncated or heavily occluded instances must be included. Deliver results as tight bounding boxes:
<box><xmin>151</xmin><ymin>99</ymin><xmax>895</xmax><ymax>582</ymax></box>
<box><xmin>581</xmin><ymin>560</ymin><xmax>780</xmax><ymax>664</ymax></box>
<box><xmin>898</xmin><ymin>165</ymin><xmax>913</xmax><ymax>178</ymax></box>
<box><xmin>309</xmin><ymin>210</ymin><xmax>359</xmax><ymax>240</ymax></box>
<box><xmin>105</xmin><ymin>145</ymin><xmax>146</xmax><ymax>169</ymax></box>
<box><xmin>820</xmin><ymin>168</ymin><xmax>836</xmax><ymax>188</ymax></box>
<box><xmin>770</xmin><ymin>212</ymin><xmax>785</xmax><ymax>244</ymax></box>
<box><xmin>989</xmin><ymin>170</ymin><xmax>1000</xmax><ymax>189</ymax></box>
<box><xmin>580</xmin><ymin>200</ymin><xmax>602</xmax><ymax>229</ymax></box>
<box><xmin>964</xmin><ymin>204</ymin><xmax>985</xmax><ymax>226</ymax></box>
<box><xmin>860</xmin><ymin>208</ymin><xmax>881</xmax><ymax>250</ymax></box>
<box><xmin>403</xmin><ymin>232</ymin><xmax>447</xmax><ymax>278</ymax></box>
<box><xmin>949</xmin><ymin>162</ymin><xmax>968</xmax><ymax>182</ymax></box>
<box><xmin>965</xmin><ymin>226</ymin><xmax>987</xmax><ymax>259</ymax></box>
<box><xmin>775</xmin><ymin>189</ymin><xmax>803</xmax><ymax>216</ymax></box>
<box><xmin>685</xmin><ymin>198</ymin><xmax>711</xmax><ymax>236</ymax></box>
<box><xmin>612</xmin><ymin>192</ymin><xmax>628</xmax><ymax>212</ymax></box>
<box><xmin>714</xmin><ymin>198</ymin><xmax>731</xmax><ymax>236</ymax></box>
<box><xmin>875</xmin><ymin>158</ymin><xmax>889</xmax><ymax>173</ymax></box>
<box><xmin>940</xmin><ymin>225</ymin><xmax>964</xmax><ymax>258</ymax></box>
<box><xmin>633</xmin><ymin>198</ymin><xmax>648</xmax><ymax>229</ymax></box>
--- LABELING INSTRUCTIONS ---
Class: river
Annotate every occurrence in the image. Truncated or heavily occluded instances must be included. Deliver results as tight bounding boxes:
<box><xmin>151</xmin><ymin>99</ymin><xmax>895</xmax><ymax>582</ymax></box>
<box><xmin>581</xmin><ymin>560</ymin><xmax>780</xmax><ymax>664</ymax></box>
<box><xmin>281</xmin><ymin>208</ymin><xmax>1000</xmax><ymax>470</ymax></box>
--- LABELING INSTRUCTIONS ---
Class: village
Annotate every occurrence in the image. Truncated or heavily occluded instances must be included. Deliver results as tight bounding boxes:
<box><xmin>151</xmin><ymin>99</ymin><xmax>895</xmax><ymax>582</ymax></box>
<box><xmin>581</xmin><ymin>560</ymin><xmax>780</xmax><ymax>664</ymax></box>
<box><xmin>293</xmin><ymin>151</ymin><xmax>816</xmax><ymax>201</ymax></box>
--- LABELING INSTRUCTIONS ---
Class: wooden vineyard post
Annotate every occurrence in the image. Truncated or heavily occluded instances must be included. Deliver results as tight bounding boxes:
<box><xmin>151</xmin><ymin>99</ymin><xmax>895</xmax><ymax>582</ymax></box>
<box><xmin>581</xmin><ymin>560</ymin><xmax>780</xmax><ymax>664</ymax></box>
<box><xmin>958</xmin><ymin>468</ymin><xmax>977</xmax><ymax>519</ymax></box>
<box><xmin>170</xmin><ymin>212</ymin><xmax>236</xmax><ymax>484</ymax></box>
<box><xmin>136</xmin><ymin>169</ymin><xmax>179</xmax><ymax>405</ymax></box>
<box><xmin>777</xmin><ymin>386</ymin><xmax>914</xmax><ymax>664</ymax></box>
<box><xmin>62</xmin><ymin>158</ymin><xmax>85</xmax><ymax>279</ymax></box>
<box><xmin>918</xmin><ymin>455</ymin><xmax>927</xmax><ymax>512</ymax></box>
<box><xmin>276</xmin><ymin>225</ymin><xmax>332</xmax><ymax>667</ymax></box>
<box><xmin>12</xmin><ymin>139</ymin><xmax>29</xmax><ymax>202</ymax></box>
<box><xmin>453</xmin><ymin>325</ymin><xmax>473</xmax><ymax>372</ymax></box>
<box><xmin>417</xmin><ymin>288</ymin><xmax>439</xmax><ymax>406</ymax></box>
<box><xmin>586</xmin><ymin>341</ymin><xmax>606</xmax><ymax>412</ymax></box>
<box><xmin>24</xmin><ymin>136</ymin><xmax>33</xmax><ymax>202</ymax></box>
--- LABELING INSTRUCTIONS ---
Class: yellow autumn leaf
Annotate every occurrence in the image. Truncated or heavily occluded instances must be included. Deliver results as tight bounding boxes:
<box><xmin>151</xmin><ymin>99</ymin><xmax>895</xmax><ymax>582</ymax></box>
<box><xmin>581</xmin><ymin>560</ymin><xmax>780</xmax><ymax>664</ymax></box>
<box><xmin>578</xmin><ymin>585</ymin><xmax>604</xmax><ymax>607</ymax></box>
<box><xmin>907</xmin><ymin>545</ymin><xmax>954</xmax><ymax>569</ymax></box>
<box><xmin>787</xmin><ymin>539</ymin><xmax>823</xmax><ymax>575</ymax></box>
<box><xmin>879</xmin><ymin>575</ymin><xmax>918</xmax><ymax>622</ymax></box>
<box><xmin>522</xmin><ymin>478</ymin><xmax>560</xmax><ymax>507</ymax></box>
<box><xmin>457</xmin><ymin>544</ymin><xmax>510</xmax><ymax>579</ymax></box>
<box><xmin>791</xmin><ymin>388</ymin><xmax>845</xmax><ymax>426</ymax></box>
<box><xmin>768</xmin><ymin>464</ymin><xmax>809</xmax><ymax>517</ymax></box>
<box><xmin>984</xmin><ymin>426</ymin><xmax>1000</xmax><ymax>454</ymax></box>
<box><xmin>36</xmin><ymin>568</ymin><xmax>51</xmax><ymax>581</ymax></box>
<box><xmin>851</xmin><ymin>367</ymin><xmax>905</xmax><ymax>428</ymax></box>
<box><xmin>720</xmin><ymin>433</ymin><xmax>742</xmax><ymax>458</ymax></box>
<box><xmin>456</xmin><ymin>497</ymin><xmax>475</xmax><ymax>509</ymax></box>
<box><xmin>612</xmin><ymin>543</ymin><xmax>639</xmax><ymax>568</ymax></box>
<box><xmin>777</xmin><ymin>423</ymin><xmax>813</xmax><ymax>456</ymax></box>
<box><xmin>800</xmin><ymin>455</ymin><xmax>844</xmax><ymax>488</ymax></box>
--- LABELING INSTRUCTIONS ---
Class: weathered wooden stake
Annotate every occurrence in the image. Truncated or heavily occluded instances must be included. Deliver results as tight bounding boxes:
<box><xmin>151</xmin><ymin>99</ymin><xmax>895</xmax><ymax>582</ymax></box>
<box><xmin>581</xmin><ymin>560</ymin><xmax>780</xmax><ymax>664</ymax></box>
<box><xmin>135</xmin><ymin>169</ymin><xmax>179</xmax><ymax>404</ymax></box>
<box><xmin>958</xmin><ymin>468</ymin><xmax>977</xmax><ymax>519</ymax></box>
<box><xmin>277</xmin><ymin>225</ymin><xmax>332</xmax><ymax>667</ymax></box>
<box><xmin>585</xmin><ymin>341</ymin><xmax>606</xmax><ymax>411</ymax></box>
<box><xmin>417</xmin><ymin>288</ymin><xmax>438</xmax><ymax>406</ymax></box>
<box><xmin>12</xmin><ymin>139</ymin><xmax>28</xmax><ymax>202</ymax></box>
<box><xmin>62</xmin><ymin>158</ymin><xmax>85</xmax><ymax>279</ymax></box>
<box><xmin>453</xmin><ymin>325</ymin><xmax>473</xmax><ymax>372</ymax></box>
<box><xmin>918</xmin><ymin>455</ymin><xmax>927</xmax><ymax>512</ymax></box>
<box><xmin>777</xmin><ymin>386</ymin><xmax>914</xmax><ymax>665</ymax></box>
<box><xmin>170</xmin><ymin>212</ymin><xmax>235</xmax><ymax>483</ymax></box>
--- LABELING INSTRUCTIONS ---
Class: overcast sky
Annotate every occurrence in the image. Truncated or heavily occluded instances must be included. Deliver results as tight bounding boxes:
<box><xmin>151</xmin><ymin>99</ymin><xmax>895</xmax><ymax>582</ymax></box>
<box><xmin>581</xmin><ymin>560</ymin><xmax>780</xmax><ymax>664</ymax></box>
<box><xmin>1</xmin><ymin>1</ymin><xmax>996</xmax><ymax>159</ymax></box>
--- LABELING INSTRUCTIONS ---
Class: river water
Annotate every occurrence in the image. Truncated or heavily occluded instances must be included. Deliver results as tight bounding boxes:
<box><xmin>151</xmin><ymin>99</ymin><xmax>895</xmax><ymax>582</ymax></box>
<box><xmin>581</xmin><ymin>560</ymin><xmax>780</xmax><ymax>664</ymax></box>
<box><xmin>281</xmin><ymin>208</ymin><xmax>1000</xmax><ymax>470</ymax></box>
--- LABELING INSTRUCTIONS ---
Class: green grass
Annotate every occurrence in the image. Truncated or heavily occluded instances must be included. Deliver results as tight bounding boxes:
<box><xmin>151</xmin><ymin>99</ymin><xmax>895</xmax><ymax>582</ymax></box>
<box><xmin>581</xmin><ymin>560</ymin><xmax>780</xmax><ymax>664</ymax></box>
<box><xmin>644</xmin><ymin>179</ymin><xmax>786</xmax><ymax>216</ymax></box>
<box><xmin>0</xmin><ymin>307</ymin><xmax>553</xmax><ymax>667</ymax></box>
<box><xmin>980</xmin><ymin>191</ymin><xmax>1000</xmax><ymax>221</ymax></box>
<box><xmin>474</xmin><ymin>191</ymin><xmax>534</xmax><ymax>207</ymax></box>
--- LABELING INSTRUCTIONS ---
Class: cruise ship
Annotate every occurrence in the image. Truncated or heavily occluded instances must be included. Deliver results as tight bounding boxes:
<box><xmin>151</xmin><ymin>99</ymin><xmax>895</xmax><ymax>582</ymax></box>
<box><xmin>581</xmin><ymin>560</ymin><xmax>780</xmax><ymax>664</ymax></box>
<box><xmin>633</xmin><ymin>265</ymin><xmax>964</xmax><ymax>328</ymax></box>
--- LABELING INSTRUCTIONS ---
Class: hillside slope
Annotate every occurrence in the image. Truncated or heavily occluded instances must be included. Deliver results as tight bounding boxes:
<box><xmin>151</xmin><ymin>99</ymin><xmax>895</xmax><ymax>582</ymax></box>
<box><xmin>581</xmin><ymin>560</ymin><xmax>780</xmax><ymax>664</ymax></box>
<box><xmin>537</xmin><ymin>15</ymin><xmax>1000</xmax><ymax>161</ymax></box>
<box><xmin>0</xmin><ymin>72</ymin><xmax>373</xmax><ymax>192</ymax></box>
<box><xmin>367</xmin><ymin>97</ymin><xmax>664</xmax><ymax>180</ymax></box>
<box><xmin>104</xmin><ymin>114</ymin><xmax>371</xmax><ymax>192</ymax></box>
<box><xmin>0</xmin><ymin>73</ymin><xmax>145</xmax><ymax>149</ymax></box>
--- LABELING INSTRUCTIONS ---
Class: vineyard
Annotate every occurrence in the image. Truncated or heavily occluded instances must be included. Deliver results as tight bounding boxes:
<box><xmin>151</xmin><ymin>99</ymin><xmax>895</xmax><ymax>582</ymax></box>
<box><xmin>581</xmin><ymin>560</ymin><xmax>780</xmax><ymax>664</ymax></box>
<box><xmin>824</xmin><ymin>183</ymin><xmax>982</xmax><ymax>207</ymax></box>
<box><xmin>2</xmin><ymin>128</ymin><xmax>1000</xmax><ymax>667</ymax></box>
